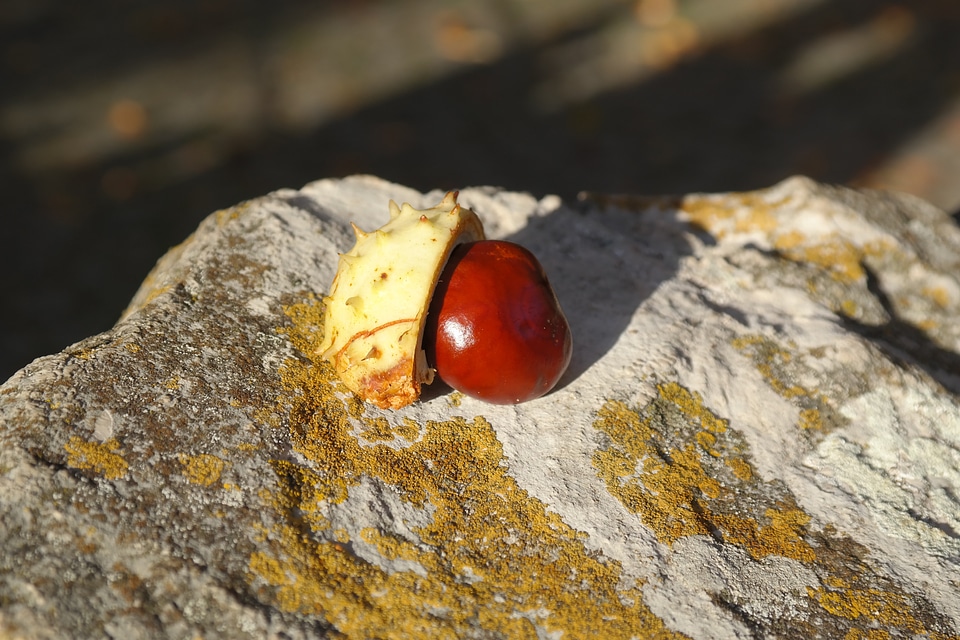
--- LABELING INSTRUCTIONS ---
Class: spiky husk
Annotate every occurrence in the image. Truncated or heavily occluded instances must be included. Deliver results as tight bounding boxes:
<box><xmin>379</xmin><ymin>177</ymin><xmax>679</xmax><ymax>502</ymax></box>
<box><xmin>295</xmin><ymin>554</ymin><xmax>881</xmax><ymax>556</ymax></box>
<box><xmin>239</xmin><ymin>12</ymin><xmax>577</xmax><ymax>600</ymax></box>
<box><xmin>318</xmin><ymin>192</ymin><xmax>485</xmax><ymax>409</ymax></box>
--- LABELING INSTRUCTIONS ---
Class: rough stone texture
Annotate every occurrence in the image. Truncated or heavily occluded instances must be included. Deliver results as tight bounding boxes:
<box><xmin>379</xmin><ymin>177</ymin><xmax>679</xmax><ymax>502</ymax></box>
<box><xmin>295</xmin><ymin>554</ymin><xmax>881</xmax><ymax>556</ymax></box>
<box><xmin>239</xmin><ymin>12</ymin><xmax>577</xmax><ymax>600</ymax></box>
<box><xmin>1</xmin><ymin>175</ymin><xmax>959</xmax><ymax>639</ymax></box>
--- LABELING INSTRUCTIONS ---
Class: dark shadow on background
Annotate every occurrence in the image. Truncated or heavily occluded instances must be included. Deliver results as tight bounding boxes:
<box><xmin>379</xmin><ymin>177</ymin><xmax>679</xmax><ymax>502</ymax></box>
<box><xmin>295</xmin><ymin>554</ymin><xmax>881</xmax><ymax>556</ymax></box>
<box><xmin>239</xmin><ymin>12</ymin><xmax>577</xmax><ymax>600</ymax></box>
<box><xmin>2</xmin><ymin>0</ymin><xmax>960</xmax><ymax>381</ymax></box>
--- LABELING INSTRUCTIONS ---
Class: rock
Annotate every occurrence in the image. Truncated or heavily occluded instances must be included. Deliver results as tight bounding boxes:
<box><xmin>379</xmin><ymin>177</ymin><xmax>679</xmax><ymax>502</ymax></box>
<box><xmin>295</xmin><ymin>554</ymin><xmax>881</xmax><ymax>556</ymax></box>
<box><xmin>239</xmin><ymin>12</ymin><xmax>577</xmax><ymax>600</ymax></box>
<box><xmin>1</xmin><ymin>174</ymin><xmax>959</xmax><ymax>639</ymax></box>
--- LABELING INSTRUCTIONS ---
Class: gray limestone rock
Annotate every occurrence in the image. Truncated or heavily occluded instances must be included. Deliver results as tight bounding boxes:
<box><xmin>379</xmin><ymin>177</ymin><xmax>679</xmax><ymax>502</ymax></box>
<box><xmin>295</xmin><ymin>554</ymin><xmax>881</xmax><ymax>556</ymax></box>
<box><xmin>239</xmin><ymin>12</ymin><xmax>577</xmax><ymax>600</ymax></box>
<box><xmin>1</xmin><ymin>175</ymin><xmax>958</xmax><ymax>639</ymax></box>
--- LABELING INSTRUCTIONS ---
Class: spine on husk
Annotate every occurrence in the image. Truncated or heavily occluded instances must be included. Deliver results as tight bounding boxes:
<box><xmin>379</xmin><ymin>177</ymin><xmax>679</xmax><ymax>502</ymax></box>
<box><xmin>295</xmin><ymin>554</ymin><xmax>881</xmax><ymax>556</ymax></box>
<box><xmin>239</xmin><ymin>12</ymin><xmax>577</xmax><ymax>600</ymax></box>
<box><xmin>318</xmin><ymin>192</ymin><xmax>485</xmax><ymax>409</ymax></box>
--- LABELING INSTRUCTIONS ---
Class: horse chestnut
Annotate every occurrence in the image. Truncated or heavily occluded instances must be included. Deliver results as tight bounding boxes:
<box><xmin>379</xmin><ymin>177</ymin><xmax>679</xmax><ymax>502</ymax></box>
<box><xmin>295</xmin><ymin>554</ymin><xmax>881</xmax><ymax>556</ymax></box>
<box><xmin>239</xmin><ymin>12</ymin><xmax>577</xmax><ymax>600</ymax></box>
<box><xmin>319</xmin><ymin>193</ymin><xmax>572</xmax><ymax>409</ymax></box>
<box><xmin>426</xmin><ymin>240</ymin><xmax>573</xmax><ymax>404</ymax></box>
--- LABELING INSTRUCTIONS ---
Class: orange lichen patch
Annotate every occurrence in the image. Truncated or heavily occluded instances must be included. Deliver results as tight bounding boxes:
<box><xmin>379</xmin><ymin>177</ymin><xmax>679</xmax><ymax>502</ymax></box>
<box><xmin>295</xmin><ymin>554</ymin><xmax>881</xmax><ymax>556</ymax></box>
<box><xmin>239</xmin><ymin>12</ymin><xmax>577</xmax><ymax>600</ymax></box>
<box><xmin>798</xmin><ymin>408</ymin><xmax>824</xmax><ymax>431</ymax></box>
<box><xmin>593</xmin><ymin>383</ymin><xmax>815</xmax><ymax>562</ymax></box>
<box><xmin>922</xmin><ymin>285</ymin><xmax>951</xmax><ymax>309</ymax></box>
<box><xmin>808</xmin><ymin>580</ymin><xmax>954</xmax><ymax>640</ymax></box>
<box><xmin>683</xmin><ymin>191</ymin><xmax>899</xmax><ymax>285</ymax></box>
<box><xmin>252</xmin><ymin>406</ymin><xmax>282</xmax><ymax>429</ymax></box>
<box><xmin>64</xmin><ymin>436</ymin><xmax>128</xmax><ymax>480</ymax></box>
<box><xmin>727</xmin><ymin>457</ymin><xmax>753</xmax><ymax>482</ymax></box>
<box><xmin>214</xmin><ymin>203</ymin><xmax>246</xmax><ymax>227</ymax></box>
<box><xmin>660</xmin><ymin>381</ymin><xmax>727</xmax><ymax>434</ymax></box>
<box><xmin>276</xmin><ymin>293</ymin><xmax>327</xmax><ymax>354</ymax></box>
<box><xmin>732</xmin><ymin>334</ymin><xmax>839</xmax><ymax>434</ymax></box>
<box><xmin>840</xmin><ymin>299</ymin><xmax>860</xmax><ymax>318</ymax></box>
<box><xmin>357</xmin><ymin>416</ymin><xmax>421</xmax><ymax>443</ymax></box>
<box><xmin>68</xmin><ymin>347</ymin><xmax>97</xmax><ymax>361</ymax></box>
<box><xmin>252</xmin><ymin>414</ymin><xmax>685</xmax><ymax>638</ymax></box>
<box><xmin>249</xmin><ymin>294</ymin><xmax>687</xmax><ymax>638</ymax></box>
<box><xmin>178</xmin><ymin>453</ymin><xmax>228</xmax><ymax>486</ymax></box>
<box><xmin>593</xmin><ymin>382</ymin><xmax>955</xmax><ymax>636</ymax></box>
<box><xmin>695</xmin><ymin>431</ymin><xmax>720</xmax><ymax>457</ymax></box>
<box><xmin>748</xmin><ymin>508</ymin><xmax>816</xmax><ymax>561</ymax></box>
<box><xmin>777</xmin><ymin>236</ymin><xmax>866</xmax><ymax>283</ymax></box>
<box><xmin>732</xmin><ymin>335</ymin><xmax>808</xmax><ymax>399</ymax></box>
<box><xmin>773</xmin><ymin>229</ymin><xmax>806</xmax><ymax>250</ymax></box>
<box><xmin>124</xmin><ymin>343</ymin><xmax>141</xmax><ymax>354</ymax></box>
<box><xmin>680</xmin><ymin>193</ymin><xmax>780</xmax><ymax>239</ymax></box>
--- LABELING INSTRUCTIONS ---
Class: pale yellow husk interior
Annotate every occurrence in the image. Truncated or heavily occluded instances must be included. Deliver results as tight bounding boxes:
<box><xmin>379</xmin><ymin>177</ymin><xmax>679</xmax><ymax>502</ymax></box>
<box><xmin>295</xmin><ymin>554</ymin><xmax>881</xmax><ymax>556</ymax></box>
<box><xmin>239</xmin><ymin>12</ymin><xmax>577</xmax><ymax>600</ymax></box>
<box><xmin>317</xmin><ymin>192</ymin><xmax>485</xmax><ymax>409</ymax></box>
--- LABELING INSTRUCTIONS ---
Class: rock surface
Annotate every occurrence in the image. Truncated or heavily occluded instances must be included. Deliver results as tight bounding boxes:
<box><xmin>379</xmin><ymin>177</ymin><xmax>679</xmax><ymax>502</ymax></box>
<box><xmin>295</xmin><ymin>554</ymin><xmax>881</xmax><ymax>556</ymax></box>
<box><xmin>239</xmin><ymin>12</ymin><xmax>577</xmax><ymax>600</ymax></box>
<box><xmin>1</xmin><ymin>175</ymin><xmax>959</xmax><ymax>639</ymax></box>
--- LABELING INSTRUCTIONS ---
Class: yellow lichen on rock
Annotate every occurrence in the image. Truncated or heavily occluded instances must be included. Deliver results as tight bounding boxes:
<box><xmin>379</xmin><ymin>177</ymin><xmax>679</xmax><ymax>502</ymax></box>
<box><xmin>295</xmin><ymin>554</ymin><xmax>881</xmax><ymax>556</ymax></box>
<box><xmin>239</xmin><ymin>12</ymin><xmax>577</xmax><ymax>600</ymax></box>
<box><xmin>592</xmin><ymin>382</ymin><xmax>815</xmax><ymax>562</ymax></box>
<box><xmin>592</xmin><ymin>381</ymin><xmax>954</xmax><ymax>636</ymax></box>
<box><xmin>251</xmin><ymin>413</ymin><xmax>686</xmax><ymax>638</ymax></box>
<box><xmin>798</xmin><ymin>407</ymin><xmax>824</xmax><ymax>431</ymax></box>
<box><xmin>178</xmin><ymin>453</ymin><xmax>228</xmax><ymax>486</ymax></box>
<box><xmin>774</xmin><ymin>236</ymin><xmax>892</xmax><ymax>284</ymax></box>
<box><xmin>269</xmin><ymin>295</ymin><xmax>954</xmax><ymax>637</ymax></box>
<box><xmin>680</xmin><ymin>192</ymin><xmax>782</xmax><ymax>239</ymax></box>
<box><xmin>732</xmin><ymin>334</ymin><xmax>839</xmax><ymax>434</ymax></box>
<box><xmin>64</xmin><ymin>436</ymin><xmax>128</xmax><ymax>480</ymax></box>
<box><xmin>681</xmin><ymin>187</ymin><xmax>894</xmax><ymax>284</ymax></box>
<box><xmin>252</xmin><ymin>295</ymin><xmax>688</xmax><ymax>638</ymax></box>
<box><xmin>356</xmin><ymin>416</ymin><xmax>420</xmax><ymax>443</ymax></box>
<box><xmin>922</xmin><ymin>285</ymin><xmax>951</xmax><ymax>309</ymax></box>
<box><xmin>808</xmin><ymin>580</ymin><xmax>955</xmax><ymax>640</ymax></box>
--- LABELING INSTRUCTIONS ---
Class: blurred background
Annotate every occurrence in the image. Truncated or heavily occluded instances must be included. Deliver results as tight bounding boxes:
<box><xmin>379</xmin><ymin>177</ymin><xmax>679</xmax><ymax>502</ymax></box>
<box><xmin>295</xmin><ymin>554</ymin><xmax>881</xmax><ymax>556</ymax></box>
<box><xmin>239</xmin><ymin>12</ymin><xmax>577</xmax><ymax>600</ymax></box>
<box><xmin>2</xmin><ymin>0</ymin><xmax>960</xmax><ymax>381</ymax></box>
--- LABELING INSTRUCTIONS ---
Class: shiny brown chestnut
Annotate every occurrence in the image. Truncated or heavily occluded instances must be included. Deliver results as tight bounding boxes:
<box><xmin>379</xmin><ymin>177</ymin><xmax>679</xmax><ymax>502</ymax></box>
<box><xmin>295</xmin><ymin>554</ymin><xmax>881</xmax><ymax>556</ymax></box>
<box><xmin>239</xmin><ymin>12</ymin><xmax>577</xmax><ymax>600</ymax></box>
<box><xmin>426</xmin><ymin>240</ymin><xmax>573</xmax><ymax>404</ymax></box>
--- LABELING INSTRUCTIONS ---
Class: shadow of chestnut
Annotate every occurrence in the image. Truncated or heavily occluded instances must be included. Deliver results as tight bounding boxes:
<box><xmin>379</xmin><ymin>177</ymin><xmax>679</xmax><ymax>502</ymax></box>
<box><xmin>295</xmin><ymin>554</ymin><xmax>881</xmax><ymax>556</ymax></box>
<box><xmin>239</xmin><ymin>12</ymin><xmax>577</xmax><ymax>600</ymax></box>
<box><xmin>500</xmin><ymin>193</ymin><xmax>714</xmax><ymax>392</ymax></box>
